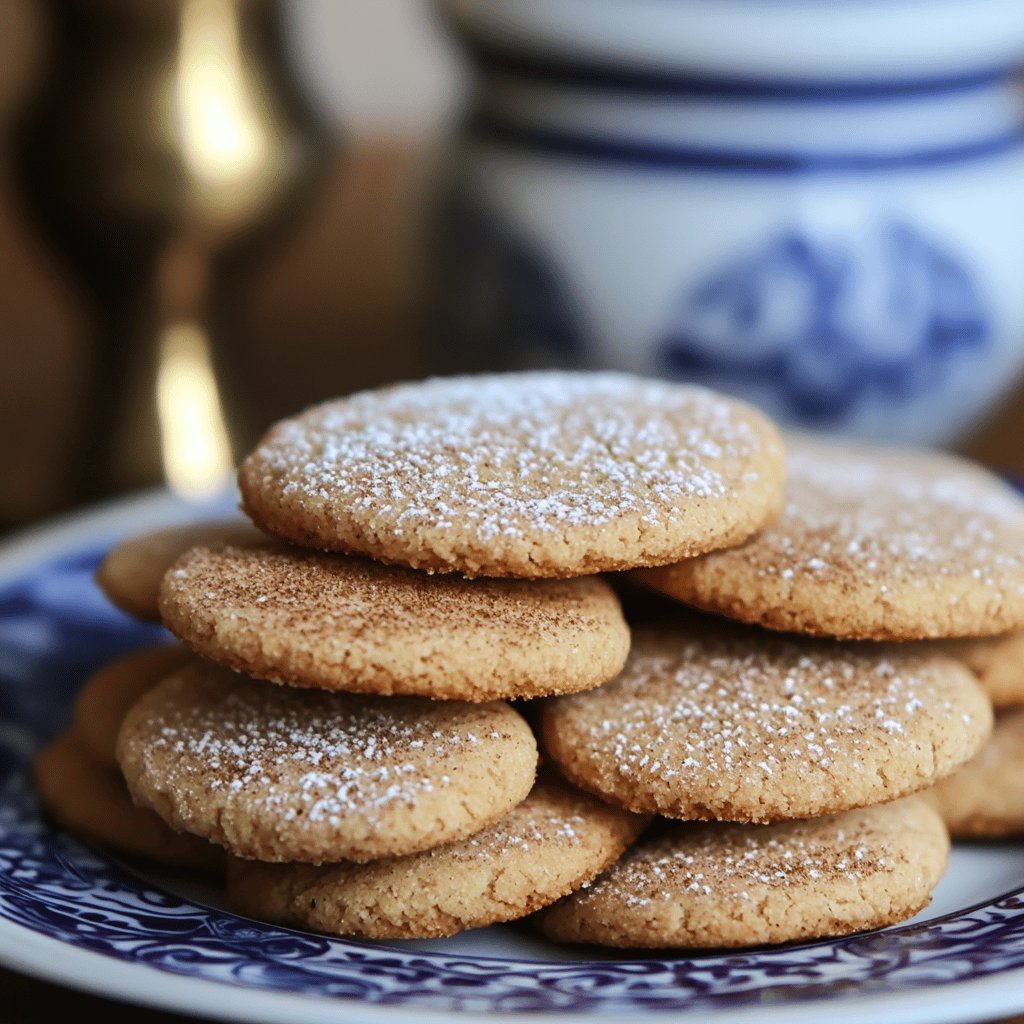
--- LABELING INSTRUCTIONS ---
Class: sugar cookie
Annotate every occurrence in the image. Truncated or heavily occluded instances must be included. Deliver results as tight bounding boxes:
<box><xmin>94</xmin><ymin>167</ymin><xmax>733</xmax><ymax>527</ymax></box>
<box><xmin>35</xmin><ymin>732</ymin><xmax>223</xmax><ymax>873</ymax></box>
<box><xmin>540</xmin><ymin>620</ymin><xmax>991</xmax><ymax>822</ymax></box>
<box><xmin>159</xmin><ymin>543</ymin><xmax>629</xmax><ymax>701</ymax></box>
<box><xmin>935</xmin><ymin>631</ymin><xmax>1024</xmax><ymax>710</ymax></box>
<box><xmin>534</xmin><ymin>798</ymin><xmax>948</xmax><ymax>948</ymax></box>
<box><xmin>929</xmin><ymin>709</ymin><xmax>1024</xmax><ymax>838</ymax></box>
<box><xmin>636</xmin><ymin>437</ymin><xmax>1024</xmax><ymax>639</ymax></box>
<box><xmin>118</xmin><ymin>662</ymin><xmax>538</xmax><ymax>864</ymax></box>
<box><xmin>97</xmin><ymin>518</ymin><xmax>263</xmax><ymax>621</ymax></box>
<box><xmin>227</xmin><ymin>774</ymin><xmax>648</xmax><ymax>939</ymax></box>
<box><xmin>238</xmin><ymin>372</ymin><xmax>785</xmax><ymax>578</ymax></box>
<box><xmin>73</xmin><ymin>645</ymin><xmax>193</xmax><ymax>766</ymax></box>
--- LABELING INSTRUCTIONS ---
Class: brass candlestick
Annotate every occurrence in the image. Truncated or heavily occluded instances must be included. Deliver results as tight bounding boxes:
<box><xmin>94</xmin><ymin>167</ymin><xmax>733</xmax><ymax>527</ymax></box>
<box><xmin>15</xmin><ymin>0</ymin><xmax>327</xmax><ymax>503</ymax></box>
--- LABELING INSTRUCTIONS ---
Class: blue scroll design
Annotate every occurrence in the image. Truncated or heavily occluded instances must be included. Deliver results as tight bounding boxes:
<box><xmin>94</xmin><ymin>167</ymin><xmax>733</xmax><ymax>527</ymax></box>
<box><xmin>659</xmin><ymin>222</ymin><xmax>988</xmax><ymax>422</ymax></box>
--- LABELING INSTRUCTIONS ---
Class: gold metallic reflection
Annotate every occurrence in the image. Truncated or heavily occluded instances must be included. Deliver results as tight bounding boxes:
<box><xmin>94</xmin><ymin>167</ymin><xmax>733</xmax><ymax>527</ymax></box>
<box><xmin>156</xmin><ymin>320</ymin><xmax>234</xmax><ymax>500</ymax></box>
<box><xmin>174</xmin><ymin>0</ymin><xmax>276</xmax><ymax>218</ymax></box>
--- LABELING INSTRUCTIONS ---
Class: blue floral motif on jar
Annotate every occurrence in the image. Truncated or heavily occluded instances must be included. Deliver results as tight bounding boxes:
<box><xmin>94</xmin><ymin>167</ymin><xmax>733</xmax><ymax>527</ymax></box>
<box><xmin>434</xmin><ymin>0</ymin><xmax>1024</xmax><ymax>443</ymax></box>
<box><xmin>658</xmin><ymin>221</ymin><xmax>989</xmax><ymax>422</ymax></box>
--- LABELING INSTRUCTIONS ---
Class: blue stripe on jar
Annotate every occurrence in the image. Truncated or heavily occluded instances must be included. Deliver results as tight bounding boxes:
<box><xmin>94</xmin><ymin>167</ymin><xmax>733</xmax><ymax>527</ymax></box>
<box><xmin>468</xmin><ymin>112</ymin><xmax>1024</xmax><ymax>172</ymax></box>
<box><xmin>460</xmin><ymin>35</ymin><xmax>1023</xmax><ymax>103</ymax></box>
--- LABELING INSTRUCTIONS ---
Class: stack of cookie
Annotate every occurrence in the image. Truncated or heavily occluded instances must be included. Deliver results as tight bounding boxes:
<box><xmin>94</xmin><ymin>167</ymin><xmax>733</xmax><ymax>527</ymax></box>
<box><xmin>34</xmin><ymin>372</ymin><xmax>1024</xmax><ymax>951</ymax></box>
<box><xmin>534</xmin><ymin>434</ymin><xmax>1020</xmax><ymax>948</ymax></box>
<box><xmin>38</xmin><ymin>373</ymin><xmax>778</xmax><ymax>937</ymax></box>
<box><xmin>35</xmin><ymin>643</ymin><xmax>223</xmax><ymax>873</ymax></box>
<box><xmin>930</xmin><ymin>632</ymin><xmax>1024</xmax><ymax>838</ymax></box>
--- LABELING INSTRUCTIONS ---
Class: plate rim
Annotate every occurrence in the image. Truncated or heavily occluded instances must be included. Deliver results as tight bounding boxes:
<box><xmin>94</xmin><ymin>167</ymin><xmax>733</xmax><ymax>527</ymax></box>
<box><xmin>5</xmin><ymin>912</ymin><xmax>1024</xmax><ymax>1024</ymax></box>
<box><xmin>2</xmin><ymin>489</ymin><xmax>1024</xmax><ymax>1024</ymax></box>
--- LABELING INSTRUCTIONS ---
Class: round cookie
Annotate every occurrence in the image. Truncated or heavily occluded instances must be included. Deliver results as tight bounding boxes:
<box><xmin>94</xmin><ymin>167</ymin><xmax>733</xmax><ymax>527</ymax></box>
<box><xmin>118</xmin><ymin>661</ymin><xmax>538</xmax><ymax>864</ymax></box>
<box><xmin>539</xmin><ymin>620</ymin><xmax>992</xmax><ymax>823</ymax></box>
<box><xmin>238</xmin><ymin>372</ymin><xmax>785</xmax><ymax>578</ymax></box>
<box><xmin>73</xmin><ymin>645</ymin><xmax>194</xmax><ymax>766</ymax></box>
<box><xmin>929</xmin><ymin>709</ymin><xmax>1024</xmax><ymax>838</ymax></box>
<box><xmin>227</xmin><ymin>773</ymin><xmax>649</xmax><ymax>939</ymax></box>
<box><xmin>35</xmin><ymin>732</ymin><xmax>223</xmax><ymax>873</ymax></box>
<box><xmin>635</xmin><ymin>436</ymin><xmax>1024</xmax><ymax>640</ymax></box>
<box><xmin>534</xmin><ymin>797</ymin><xmax>949</xmax><ymax>949</ymax></box>
<box><xmin>935</xmin><ymin>631</ymin><xmax>1024</xmax><ymax>710</ymax></box>
<box><xmin>97</xmin><ymin>518</ymin><xmax>264</xmax><ymax>621</ymax></box>
<box><xmin>160</xmin><ymin>543</ymin><xmax>630</xmax><ymax>701</ymax></box>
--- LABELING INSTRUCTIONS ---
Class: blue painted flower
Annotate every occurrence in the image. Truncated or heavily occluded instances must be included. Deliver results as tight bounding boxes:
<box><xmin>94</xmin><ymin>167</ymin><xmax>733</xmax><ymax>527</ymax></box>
<box><xmin>660</xmin><ymin>221</ymin><xmax>988</xmax><ymax>422</ymax></box>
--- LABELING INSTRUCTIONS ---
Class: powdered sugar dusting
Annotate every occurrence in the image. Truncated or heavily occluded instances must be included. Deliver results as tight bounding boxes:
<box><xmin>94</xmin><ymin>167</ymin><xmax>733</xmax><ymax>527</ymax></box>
<box><xmin>576</xmin><ymin>806</ymin><xmax>914</xmax><ymax>908</ymax></box>
<box><xmin>450</xmin><ymin>779</ymin><xmax>597</xmax><ymax>862</ymax></box>
<box><xmin>142</xmin><ymin>669</ymin><xmax>513</xmax><ymax>827</ymax></box>
<box><xmin>250</xmin><ymin>373</ymin><xmax>772</xmax><ymax>543</ymax></box>
<box><xmin>750</xmin><ymin>438</ymin><xmax>1024</xmax><ymax>589</ymax></box>
<box><xmin>545</xmin><ymin>623</ymin><xmax>980</xmax><ymax>819</ymax></box>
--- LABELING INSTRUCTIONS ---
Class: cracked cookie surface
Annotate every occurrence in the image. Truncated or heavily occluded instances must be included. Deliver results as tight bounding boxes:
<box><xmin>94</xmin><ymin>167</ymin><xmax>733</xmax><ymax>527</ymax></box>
<box><xmin>227</xmin><ymin>773</ymin><xmax>647</xmax><ymax>938</ymax></box>
<box><xmin>540</xmin><ymin>619</ymin><xmax>992</xmax><ymax>822</ymax></box>
<box><xmin>118</xmin><ymin>661</ymin><xmax>538</xmax><ymax>863</ymax></box>
<box><xmin>238</xmin><ymin>372</ymin><xmax>785</xmax><ymax>578</ymax></box>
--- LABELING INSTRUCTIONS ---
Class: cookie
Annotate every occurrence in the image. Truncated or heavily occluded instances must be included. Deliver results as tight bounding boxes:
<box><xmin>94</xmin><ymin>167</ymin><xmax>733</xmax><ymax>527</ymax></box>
<box><xmin>935</xmin><ymin>631</ymin><xmax>1024</xmax><ymax>710</ymax></box>
<box><xmin>96</xmin><ymin>518</ymin><xmax>264</xmax><ymax>621</ymax></box>
<box><xmin>539</xmin><ymin>619</ymin><xmax>992</xmax><ymax>823</ymax></box>
<box><xmin>534</xmin><ymin>797</ymin><xmax>948</xmax><ymax>949</ymax></box>
<box><xmin>159</xmin><ymin>543</ymin><xmax>630</xmax><ymax>701</ymax></box>
<box><xmin>238</xmin><ymin>372</ymin><xmax>785</xmax><ymax>578</ymax></box>
<box><xmin>118</xmin><ymin>661</ymin><xmax>538</xmax><ymax>864</ymax></box>
<box><xmin>635</xmin><ymin>436</ymin><xmax>1024</xmax><ymax>640</ymax></box>
<box><xmin>73</xmin><ymin>645</ymin><xmax>193</xmax><ymax>766</ymax></box>
<box><xmin>227</xmin><ymin>773</ymin><xmax>648</xmax><ymax>939</ymax></box>
<box><xmin>34</xmin><ymin>732</ymin><xmax>223</xmax><ymax>873</ymax></box>
<box><xmin>929</xmin><ymin>709</ymin><xmax>1024</xmax><ymax>838</ymax></box>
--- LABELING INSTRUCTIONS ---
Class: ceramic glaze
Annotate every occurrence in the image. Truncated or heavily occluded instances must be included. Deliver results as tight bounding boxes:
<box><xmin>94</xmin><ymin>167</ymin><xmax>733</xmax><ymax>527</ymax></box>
<box><xmin>431</xmin><ymin>0</ymin><xmax>1024</xmax><ymax>443</ymax></box>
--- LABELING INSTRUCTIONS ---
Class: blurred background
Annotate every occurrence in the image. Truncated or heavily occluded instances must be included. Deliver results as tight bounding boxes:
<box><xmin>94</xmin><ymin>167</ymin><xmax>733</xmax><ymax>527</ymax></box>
<box><xmin>1</xmin><ymin>0</ymin><xmax>1022</xmax><ymax>535</ymax></box>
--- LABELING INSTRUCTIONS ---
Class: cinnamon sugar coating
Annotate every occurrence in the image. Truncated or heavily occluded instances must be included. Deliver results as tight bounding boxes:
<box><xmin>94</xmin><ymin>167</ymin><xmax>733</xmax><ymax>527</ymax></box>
<box><xmin>238</xmin><ymin>372</ymin><xmax>785</xmax><ymax>578</ymax></box>
<box><xmin>227</xmin><ymin>773</ymin><xmax>648</xmax><ymax>939</ymax></box>
<box><xmin>540</xmin><ymin>620</ymin><xmax>992</xmax><ymax>823</ymax></box>
<box><xmin>534</xmin><ymin>798</ymin><xmax>948</xmax><ymax>948</ymax></box>
<box><xmin>636</xmin><ymin>436</ymin><xmax>1024</xmax><ymax>640</ymax></box>
<box><xmin>159</xmin><ymin>543</ymin><xmax>630</xmax><ymax>701</ymax></box>
<box><xmin>97</xmin><ymin>519</ymin><xmax>264</xmax><ymax>621</ymax></box>
<box><xmin>117</xmin><ymin>662</ymin><xmax>538</xmax><ymax>864</ymax></box>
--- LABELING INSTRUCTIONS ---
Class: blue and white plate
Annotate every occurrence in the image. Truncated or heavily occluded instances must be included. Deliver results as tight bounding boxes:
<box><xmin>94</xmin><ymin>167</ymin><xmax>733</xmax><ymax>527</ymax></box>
<box><xmin>2</xmin><ymin>492</ymin><xmax>1024</xmax><ymax>1024</ymax></box>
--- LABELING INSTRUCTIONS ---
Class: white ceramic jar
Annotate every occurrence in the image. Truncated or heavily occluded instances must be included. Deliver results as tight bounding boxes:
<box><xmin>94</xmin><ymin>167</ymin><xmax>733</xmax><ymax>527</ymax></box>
<box><xmin>430</xmin><ymin>0</ymin><xmax>1024</xmax><ymax>444</ymax></box>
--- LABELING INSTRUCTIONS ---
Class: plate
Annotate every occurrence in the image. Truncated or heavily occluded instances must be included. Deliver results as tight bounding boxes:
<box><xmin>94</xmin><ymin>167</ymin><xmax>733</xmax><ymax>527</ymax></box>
<box><xmin>2</xmin><ymin>491</ymin><xmax>1024</xmax><ymax>1024</ymax></box>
